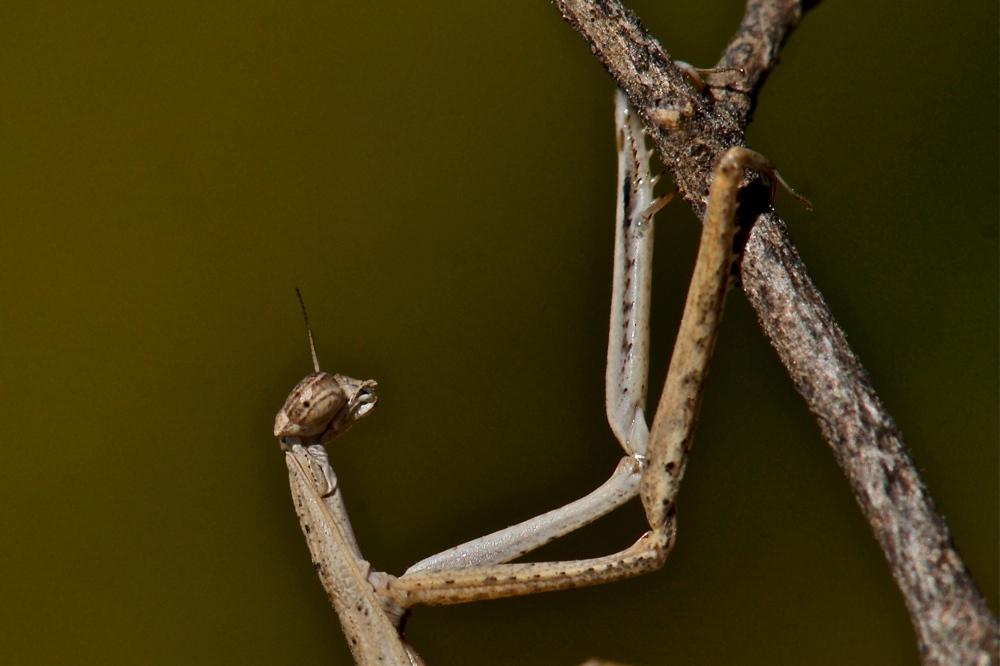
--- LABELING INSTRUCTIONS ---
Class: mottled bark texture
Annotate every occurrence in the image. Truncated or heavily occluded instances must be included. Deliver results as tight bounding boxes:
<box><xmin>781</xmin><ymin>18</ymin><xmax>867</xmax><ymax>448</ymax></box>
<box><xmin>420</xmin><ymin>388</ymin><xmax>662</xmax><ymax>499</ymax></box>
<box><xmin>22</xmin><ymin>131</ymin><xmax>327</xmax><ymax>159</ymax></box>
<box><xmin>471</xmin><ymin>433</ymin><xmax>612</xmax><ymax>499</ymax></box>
<box><xmin>551</xmin><ymin>1</ymin><xmax>999</xmax><ymax>664</ymax></box>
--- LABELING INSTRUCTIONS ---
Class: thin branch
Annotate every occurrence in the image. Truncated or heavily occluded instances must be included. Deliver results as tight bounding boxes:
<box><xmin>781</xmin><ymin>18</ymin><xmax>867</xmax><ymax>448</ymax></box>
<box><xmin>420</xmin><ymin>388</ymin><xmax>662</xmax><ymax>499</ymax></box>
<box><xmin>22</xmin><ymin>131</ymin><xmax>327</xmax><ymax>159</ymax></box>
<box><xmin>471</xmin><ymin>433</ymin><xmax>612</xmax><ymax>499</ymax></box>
<box><xmin>742</xmin><ymin>213</ymin><xmax>999</xmax><ymax>665</ymax></box>
<box><xmin>551</xmin><ymin>1</ymin><xmax>999</xmax><ymax>663</ymax></box>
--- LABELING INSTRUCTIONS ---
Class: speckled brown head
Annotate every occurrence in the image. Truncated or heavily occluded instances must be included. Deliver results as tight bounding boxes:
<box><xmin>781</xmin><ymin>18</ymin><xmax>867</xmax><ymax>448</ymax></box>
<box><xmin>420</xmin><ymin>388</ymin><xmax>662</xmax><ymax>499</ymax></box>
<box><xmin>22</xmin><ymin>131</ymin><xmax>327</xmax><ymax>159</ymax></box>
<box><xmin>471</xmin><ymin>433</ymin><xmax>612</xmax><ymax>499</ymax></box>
<box><xmin>274</xmin><ymin>290</ymin><xmax>377</xmax><ymax>446</ymax></box>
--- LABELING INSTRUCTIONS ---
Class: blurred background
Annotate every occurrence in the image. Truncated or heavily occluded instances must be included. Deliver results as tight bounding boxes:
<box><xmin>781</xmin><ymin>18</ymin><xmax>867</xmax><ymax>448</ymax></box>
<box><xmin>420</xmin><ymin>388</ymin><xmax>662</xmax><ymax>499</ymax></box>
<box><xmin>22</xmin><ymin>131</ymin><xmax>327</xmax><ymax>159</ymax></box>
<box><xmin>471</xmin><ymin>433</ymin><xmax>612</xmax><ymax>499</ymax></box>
<box><xmin>0</xmin><ymin>1</ymin><xmax>995</xmax><ymax>664</ymax></box>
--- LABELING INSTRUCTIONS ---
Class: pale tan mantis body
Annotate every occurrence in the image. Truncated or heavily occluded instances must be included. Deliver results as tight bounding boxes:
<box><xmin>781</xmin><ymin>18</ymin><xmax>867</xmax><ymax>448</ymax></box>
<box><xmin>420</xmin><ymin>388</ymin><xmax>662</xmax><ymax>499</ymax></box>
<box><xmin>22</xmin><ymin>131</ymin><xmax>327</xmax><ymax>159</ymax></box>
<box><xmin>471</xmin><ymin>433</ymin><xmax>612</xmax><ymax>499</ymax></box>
<box><xmin>274</xmin><ymin>89</ymin><xmax>808</xmax><ymax>665</ymax></box>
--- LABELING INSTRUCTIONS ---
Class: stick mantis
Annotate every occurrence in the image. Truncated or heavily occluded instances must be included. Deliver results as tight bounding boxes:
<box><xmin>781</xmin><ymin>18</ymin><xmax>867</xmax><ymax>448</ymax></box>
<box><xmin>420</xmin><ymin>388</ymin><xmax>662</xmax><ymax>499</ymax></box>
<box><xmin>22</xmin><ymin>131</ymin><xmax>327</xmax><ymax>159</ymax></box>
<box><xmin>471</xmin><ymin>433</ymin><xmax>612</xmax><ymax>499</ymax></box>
<box><xmin>273</xmin><ymin>89</ymin><xmax>808</xmax><ymax>665</ymax></box>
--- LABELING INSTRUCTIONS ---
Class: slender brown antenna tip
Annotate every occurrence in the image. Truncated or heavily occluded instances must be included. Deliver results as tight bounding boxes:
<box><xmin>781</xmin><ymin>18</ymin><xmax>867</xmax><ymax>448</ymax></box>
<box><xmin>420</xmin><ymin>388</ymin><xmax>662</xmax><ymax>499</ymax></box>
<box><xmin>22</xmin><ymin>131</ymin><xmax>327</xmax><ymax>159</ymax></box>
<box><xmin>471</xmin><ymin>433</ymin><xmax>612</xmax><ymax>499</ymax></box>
<box><xmin>295</xmin><ymin>287</ymin><xmax>321</xmax><ymax>373</ymax></box>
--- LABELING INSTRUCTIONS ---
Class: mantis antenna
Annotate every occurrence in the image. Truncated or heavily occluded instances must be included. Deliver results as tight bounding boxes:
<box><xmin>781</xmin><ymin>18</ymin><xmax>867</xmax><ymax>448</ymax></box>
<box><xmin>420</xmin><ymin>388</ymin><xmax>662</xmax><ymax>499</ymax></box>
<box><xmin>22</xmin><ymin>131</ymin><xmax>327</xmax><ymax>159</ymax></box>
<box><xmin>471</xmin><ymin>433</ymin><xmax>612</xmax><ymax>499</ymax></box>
<box><xmin>295</xmin><ymin>287</ymin><xmax>321</xmax><ymax>373</ymax></box>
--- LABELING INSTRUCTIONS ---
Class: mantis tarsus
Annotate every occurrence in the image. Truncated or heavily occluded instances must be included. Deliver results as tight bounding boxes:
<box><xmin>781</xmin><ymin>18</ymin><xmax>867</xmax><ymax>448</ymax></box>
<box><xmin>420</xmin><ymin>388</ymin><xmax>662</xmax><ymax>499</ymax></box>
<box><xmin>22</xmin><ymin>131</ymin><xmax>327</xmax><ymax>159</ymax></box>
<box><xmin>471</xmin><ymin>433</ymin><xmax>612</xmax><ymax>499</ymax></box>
<box><xmin>274</xmin><ymin>89</ymin><xmax>808</xmax><ymax>665</ymax></box>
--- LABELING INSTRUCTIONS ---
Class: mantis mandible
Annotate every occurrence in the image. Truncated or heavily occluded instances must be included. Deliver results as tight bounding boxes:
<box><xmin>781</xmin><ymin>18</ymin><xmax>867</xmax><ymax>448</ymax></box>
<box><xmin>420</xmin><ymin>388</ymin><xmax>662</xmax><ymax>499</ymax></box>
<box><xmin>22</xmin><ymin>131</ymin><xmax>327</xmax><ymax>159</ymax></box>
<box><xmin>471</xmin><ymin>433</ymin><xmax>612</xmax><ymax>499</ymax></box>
<box><xmin>273</xmin><ymin>88</ymin><xmax>808</xmax><ymax>665</ymax></box>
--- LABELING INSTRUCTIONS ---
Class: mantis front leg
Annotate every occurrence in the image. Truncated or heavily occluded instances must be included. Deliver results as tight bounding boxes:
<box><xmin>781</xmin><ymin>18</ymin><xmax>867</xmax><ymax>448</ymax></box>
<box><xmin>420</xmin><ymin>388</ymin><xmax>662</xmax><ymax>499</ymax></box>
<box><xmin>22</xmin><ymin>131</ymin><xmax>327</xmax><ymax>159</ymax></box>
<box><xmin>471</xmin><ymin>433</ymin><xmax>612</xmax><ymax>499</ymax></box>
<box><xmin>405</xmin><ymin>90</ymin><xmax>663</xmax><ymax>574</ymax></box>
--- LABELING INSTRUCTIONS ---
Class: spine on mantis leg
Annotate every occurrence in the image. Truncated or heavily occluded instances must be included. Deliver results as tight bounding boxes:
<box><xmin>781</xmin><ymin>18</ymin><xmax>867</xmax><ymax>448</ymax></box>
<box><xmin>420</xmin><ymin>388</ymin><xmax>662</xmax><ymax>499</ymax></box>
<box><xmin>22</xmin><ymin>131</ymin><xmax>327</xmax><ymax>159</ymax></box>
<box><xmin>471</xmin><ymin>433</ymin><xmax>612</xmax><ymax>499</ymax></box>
<box><xmin>640</xmin><ymin>147</ymin><xmax>776</xmax><ymax>532</ymax></box>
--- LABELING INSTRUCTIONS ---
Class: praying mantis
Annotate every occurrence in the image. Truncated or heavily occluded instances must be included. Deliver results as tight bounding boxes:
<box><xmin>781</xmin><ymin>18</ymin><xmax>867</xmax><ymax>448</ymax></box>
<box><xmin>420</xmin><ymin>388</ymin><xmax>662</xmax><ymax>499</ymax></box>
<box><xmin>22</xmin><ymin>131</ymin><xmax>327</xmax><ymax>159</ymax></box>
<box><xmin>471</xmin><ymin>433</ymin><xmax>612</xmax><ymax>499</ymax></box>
<box><xmin>273</xmin><ymin>89</ymin><xmax>808</xmax><ymax>665</ymax></box>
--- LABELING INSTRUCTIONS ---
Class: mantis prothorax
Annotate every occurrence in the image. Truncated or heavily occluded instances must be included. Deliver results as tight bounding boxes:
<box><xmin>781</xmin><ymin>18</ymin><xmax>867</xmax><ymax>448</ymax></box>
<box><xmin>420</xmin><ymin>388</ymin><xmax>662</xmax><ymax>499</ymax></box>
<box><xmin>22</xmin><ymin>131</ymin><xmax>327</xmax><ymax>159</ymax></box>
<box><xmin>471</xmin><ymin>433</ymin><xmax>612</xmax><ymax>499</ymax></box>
<box><xmin>274</xmin><ymin>89</ymin><xmax>809</xmax><ymax>665</ymax></box>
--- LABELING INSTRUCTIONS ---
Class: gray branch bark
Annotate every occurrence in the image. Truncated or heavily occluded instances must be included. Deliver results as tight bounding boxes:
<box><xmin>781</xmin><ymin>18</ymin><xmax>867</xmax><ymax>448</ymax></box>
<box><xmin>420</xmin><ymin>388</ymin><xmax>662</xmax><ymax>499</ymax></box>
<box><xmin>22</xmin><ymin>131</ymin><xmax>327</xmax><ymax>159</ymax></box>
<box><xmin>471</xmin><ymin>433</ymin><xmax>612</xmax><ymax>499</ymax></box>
<box><xmin>551</xmin><ymin>1</ymin><xmax>999</xmax><ymax>664</ymax></box>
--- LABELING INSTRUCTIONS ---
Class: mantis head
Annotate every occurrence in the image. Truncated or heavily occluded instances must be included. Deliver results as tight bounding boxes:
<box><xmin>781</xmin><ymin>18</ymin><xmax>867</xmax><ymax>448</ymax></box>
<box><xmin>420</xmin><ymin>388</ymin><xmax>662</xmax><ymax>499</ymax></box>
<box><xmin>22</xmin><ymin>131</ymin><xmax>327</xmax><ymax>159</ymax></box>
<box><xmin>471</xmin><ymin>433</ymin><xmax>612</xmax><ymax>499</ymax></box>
<box><xmin>274</xmin><ymin>371</ymin><xmax>377</xmax><ymax>443</ymax></box>
<box><xmin>274</xmin><ymin>289</ymin><xmax>378</xmax><ymax>445</ymax></box>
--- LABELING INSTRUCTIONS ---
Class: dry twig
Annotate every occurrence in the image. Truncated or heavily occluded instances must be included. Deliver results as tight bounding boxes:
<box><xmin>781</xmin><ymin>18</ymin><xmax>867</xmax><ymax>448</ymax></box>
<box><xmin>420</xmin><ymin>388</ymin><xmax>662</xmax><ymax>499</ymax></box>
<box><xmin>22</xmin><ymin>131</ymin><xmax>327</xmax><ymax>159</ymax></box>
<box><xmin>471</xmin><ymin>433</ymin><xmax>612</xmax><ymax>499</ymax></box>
<box><xmin>551</xmin><ymin>1</ymin><xmax>999</xmax><ymax>663</ymax></box>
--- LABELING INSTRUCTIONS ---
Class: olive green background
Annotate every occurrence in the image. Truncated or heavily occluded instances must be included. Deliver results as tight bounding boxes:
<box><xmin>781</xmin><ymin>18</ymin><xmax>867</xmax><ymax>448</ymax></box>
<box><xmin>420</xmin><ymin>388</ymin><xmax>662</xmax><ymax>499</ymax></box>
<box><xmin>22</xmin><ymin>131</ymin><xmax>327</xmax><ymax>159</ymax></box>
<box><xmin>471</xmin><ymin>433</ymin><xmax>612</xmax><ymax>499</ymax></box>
<box><xmin>1</xmin><ymin>1</ymin><xmax>995</xmax><ymax>664</ymax></box>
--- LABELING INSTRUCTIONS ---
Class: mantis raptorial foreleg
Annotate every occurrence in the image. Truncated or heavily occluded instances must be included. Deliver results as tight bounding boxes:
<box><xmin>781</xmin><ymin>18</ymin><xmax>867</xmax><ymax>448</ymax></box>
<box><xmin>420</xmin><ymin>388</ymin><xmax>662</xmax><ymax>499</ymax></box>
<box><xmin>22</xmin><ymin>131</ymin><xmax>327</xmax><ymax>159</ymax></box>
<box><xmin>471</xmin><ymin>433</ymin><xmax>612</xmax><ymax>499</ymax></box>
<box><xmin>606</xmin><ymin>89</ymin><xmax>672</xmax><ymax>459</ymax></box>
<box><xmin>274</xmin><ymin>90</ymin><xmax>808</xmax><ymax>662</ymax></box>
<box><xmin>406</xmin><ymin>90</ymin><xmax>663</xmax><ymax>573</ymax></box>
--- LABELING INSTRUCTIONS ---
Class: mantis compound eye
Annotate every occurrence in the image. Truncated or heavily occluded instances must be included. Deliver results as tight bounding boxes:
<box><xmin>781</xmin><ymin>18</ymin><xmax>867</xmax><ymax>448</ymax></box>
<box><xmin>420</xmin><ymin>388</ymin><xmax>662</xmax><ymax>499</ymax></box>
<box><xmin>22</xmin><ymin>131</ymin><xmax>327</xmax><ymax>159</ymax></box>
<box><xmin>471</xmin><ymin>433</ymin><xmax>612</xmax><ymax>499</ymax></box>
<box><xmin>274</xmin><ymin>371</ymin><xmax>347</xmax><ymax>438</ymax></box>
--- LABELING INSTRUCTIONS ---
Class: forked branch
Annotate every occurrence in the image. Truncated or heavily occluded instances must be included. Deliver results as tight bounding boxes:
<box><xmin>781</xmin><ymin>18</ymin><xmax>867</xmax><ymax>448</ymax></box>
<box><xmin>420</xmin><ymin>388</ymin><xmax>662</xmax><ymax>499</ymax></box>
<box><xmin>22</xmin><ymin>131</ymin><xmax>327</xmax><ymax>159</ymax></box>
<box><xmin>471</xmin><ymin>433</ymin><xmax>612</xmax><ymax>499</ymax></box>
<box><xmin>550</xmin><ymin>0</ymin><xmax>999</xmax><ymax>663</ymax></box>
